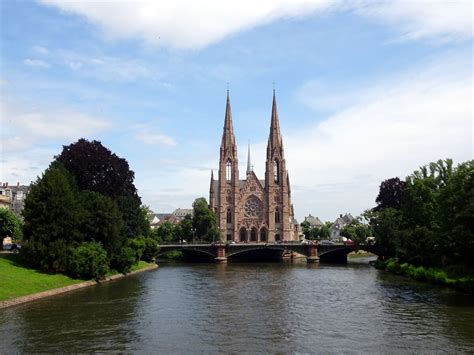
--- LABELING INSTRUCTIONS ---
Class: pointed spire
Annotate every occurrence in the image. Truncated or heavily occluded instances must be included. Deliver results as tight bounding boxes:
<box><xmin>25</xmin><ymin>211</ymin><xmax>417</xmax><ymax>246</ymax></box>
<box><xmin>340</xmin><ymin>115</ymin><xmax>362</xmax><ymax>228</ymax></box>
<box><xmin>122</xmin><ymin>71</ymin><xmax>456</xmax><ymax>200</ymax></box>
<box><xmin>211</xmin><ymin>169</ymin><xmax>214</xmax><ymax>180</ymax></box>
<box><xmin>267</xmin><ymin>89</ymin><xmax>283</xmax><ymax>156</ymax></box>
<box><xmin>221</xmin><ymin>90</ymin><xmax>236</xmax><ymax>155</ymax></box>
<box><xmin>246</xmin><ymin>142</ymin><xmax>252</xmax><ymax>176</ymax></box>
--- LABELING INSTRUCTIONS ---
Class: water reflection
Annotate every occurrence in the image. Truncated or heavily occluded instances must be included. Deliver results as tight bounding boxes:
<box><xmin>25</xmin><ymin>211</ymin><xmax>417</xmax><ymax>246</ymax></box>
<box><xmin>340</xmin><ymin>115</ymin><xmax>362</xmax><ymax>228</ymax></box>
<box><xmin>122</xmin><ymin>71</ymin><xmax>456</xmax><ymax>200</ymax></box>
<box><xmin>1</xmin><ymin>260</ymin><xmax>473</xmax><ymax>353</ymax></box>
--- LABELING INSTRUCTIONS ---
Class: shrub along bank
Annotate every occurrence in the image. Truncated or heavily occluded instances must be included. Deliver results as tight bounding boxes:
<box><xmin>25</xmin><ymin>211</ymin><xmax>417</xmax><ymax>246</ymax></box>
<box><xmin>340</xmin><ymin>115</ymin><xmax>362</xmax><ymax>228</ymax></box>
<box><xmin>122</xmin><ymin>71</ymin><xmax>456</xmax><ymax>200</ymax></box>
<box><xmin>0</xmin><ymin>253</ymin><xmax>155</xmax><ymax>303</ymax></box>
<box><xmin>375</xmin><ymin>258</ymin><xmax>474</xmax><ymax>294</ymax></box>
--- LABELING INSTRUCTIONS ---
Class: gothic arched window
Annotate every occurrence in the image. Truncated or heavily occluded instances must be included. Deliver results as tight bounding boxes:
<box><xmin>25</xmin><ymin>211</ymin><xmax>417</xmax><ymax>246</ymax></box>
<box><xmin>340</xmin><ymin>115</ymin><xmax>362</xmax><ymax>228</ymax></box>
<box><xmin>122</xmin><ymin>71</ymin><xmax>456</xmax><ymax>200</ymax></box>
<box><xmin>273</xmin><ymin>159</ymin><xmax>279</xmax><ymax>184</ymax></box>
<box><xmin>226</xmin><ymin>209</ymin><xmax>232</xmax><ymax>224</ymax></box>
<box><xmin>226</xmin><ymin>160</ymin><xmax>232</xmax><ymax>182</ymax></box>
<box><xmin>275</xmin><ymin>207</ymin><xmax>281</xmax><ymax>224</ymax></box>
<box><xmin>250</xmin><ymin>227</ymin><xmax>257</xmax><ymax>242</ymax></box>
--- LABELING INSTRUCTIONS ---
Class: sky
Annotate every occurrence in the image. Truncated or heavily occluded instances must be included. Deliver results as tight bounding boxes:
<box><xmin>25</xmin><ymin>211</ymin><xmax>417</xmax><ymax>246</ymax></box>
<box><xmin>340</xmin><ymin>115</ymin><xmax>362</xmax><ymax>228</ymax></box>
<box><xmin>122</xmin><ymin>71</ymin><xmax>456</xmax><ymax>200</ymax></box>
<box><xmin>0</xmin><ymin>0</ymin><xmax>472</xmax><ymax>222</ymax></box>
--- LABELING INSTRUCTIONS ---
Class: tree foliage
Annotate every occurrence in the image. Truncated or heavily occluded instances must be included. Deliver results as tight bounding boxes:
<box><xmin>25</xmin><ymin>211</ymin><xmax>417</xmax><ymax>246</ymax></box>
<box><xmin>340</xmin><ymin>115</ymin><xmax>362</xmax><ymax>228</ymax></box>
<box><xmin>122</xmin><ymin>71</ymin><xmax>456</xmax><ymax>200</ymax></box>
<box><xmin>0</xmin><ymin>208</ymin><xmax>23</xmax><ymax>241</ymax></box>
<box><xmin>192</xmin><ymin>198</ymin><xmax>219</xmax><ymax>242</ymax></box>
<box><xmin>56</xmin><ymin>138</ymin><xmax>139</xmax><ymax>200</ymax></box>
<box><xmin>22</xmin><ymin>162</ymin><xmax>81</xmax><ymax>271</ymax></box>
<box><xmin>368</xmin><ymin>159</ymin><xmax>473</xmax><ymax>269</ymax></box>
<box><xmin>375</xmin><ymin>177</ymin><xmax>406</xmax><ymax>211</ymax></box>
<box><xmin>22</xmin><ymin>140</ymin><xmax>152</xmax><ymax>276</ymax></box>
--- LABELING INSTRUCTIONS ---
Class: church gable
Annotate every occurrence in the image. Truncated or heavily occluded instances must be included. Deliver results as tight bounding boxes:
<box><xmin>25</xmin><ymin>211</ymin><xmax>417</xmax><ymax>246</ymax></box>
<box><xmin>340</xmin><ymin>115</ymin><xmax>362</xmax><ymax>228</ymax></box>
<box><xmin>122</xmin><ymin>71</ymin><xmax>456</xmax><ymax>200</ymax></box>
<box><xmin>239</xmin><ymin>171</ymin><xmax>264</xmax><ymax>196</ymax></box>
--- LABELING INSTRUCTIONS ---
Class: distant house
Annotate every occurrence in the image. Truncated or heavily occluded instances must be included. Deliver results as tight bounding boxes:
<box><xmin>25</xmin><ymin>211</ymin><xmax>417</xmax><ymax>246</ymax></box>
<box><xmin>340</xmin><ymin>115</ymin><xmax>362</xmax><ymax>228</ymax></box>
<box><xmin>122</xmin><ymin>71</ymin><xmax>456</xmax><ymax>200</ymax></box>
<box><xmin>329</xmin><ymin>213</ymin><xmax>355</xmax><ymax>241</ymax></box>
<box><xmin>304</xmin><ymin>214</ymin><xmax>323</xmax><ymax>228</ymax></box>
<box><xmin>148</xmin><ymin>208</ymin><xmax>193</xmax><ymax>229</ymax></box>
<box><xmin>172</xmin><ymin>208</ymin><xmax>193</xmax><ymax>223</ymax></box>
<box><xmin>0</xmin><ymin>182</ymin><xmax>29</xmax><ymax>216</ymax></box>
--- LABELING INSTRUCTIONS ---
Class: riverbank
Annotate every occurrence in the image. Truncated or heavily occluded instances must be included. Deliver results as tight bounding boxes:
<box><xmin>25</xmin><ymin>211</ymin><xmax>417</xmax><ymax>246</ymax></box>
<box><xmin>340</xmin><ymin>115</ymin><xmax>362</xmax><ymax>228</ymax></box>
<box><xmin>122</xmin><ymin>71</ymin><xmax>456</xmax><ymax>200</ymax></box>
<box><xmin>0</xmin><ymin>254</ymin><xmax>157</xmax><ymax>309</ymax></box>
<box><xmin>374</xmin><ymin>258</ymin><xmax>474</xmax><ymax>294</ymax></box>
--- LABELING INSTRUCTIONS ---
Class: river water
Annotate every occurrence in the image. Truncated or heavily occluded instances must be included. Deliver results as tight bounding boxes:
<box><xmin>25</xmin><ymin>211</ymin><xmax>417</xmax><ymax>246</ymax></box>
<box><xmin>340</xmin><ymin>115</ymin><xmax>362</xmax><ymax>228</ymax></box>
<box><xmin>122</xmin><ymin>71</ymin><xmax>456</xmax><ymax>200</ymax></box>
<box><xmin>1</xmin><ymin>257</ymin><xmax>473</xmax><ymax>353</ymax></box>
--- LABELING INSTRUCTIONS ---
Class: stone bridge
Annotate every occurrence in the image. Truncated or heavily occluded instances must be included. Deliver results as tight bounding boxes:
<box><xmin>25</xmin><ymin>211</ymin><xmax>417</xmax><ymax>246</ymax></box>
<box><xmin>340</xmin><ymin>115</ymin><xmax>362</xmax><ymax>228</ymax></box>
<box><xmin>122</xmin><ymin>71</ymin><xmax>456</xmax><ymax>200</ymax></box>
<box><xmin>157</xmin><ymin>242</ymin><xmax>381</xmax><ymax>263</ymax></box>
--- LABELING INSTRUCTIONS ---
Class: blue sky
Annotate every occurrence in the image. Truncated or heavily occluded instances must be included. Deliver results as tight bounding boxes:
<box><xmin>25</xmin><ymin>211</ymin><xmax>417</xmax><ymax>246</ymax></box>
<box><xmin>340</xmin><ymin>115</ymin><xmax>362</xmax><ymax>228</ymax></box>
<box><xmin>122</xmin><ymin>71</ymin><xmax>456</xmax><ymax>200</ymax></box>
<box><xmin>1</xmin><ymin>0</ymin><xmax>472</xmax><ymax>221</ymax></box>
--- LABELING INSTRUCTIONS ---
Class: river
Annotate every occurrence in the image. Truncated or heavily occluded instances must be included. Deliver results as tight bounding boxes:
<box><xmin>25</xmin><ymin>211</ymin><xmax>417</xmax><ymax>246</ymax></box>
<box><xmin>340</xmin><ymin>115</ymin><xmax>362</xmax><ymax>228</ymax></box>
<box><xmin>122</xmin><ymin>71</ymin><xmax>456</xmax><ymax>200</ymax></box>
<box><xmin>1</xmin><ymin>257</ymin><xmax>473</xmax><ymax>353</ymax></box>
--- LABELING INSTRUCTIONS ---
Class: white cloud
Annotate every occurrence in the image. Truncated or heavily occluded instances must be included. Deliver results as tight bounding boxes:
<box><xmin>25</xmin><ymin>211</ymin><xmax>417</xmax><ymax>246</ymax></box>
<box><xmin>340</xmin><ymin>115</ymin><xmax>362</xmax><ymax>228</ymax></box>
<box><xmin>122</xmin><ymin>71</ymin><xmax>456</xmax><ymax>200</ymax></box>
<box><xmin>32</xmin><ymin>45</ymin><xmax>49</xmax><ymax>55</ymax></box>
<box><xmin>0</xmin><ymin>98</ymin><xmax>111</xmax><ymax>152</ymax></box>
<box><xmin>135</xmin><ymin>132</ymin><xmax>177</xmax><ymax>146</ymax></box>
<box><xmin>138</xmin><ymin>52</ymin><xmax>472</xmax><ymax>220</ymax></box>
<box><xmin>39</xmin><ymin>0</ymin><xmax>472</xmax><ymax>49</ymax></box>
<box><xmin>23</xmin><ymin>58</ymin><xmax>50</xmax><ymax>68</ymax></box>
<box><xmin>0</xmin><ymin>96</ymin><xmax>113</xmax><ymax>182</ymax></box>
<box><xmin>38</xmin><ymin>0</ymin><xmax>336</xmax><ymax>49</ymax></box>
<box><xmin>283</xmin><ymin>52</ymin><xmax>472</xmax><ymax>221</ymax></box>
<box><xmin>352</xmin><ymin>0</ymin><xmax>472</xmax><ymax>43</ymax></box>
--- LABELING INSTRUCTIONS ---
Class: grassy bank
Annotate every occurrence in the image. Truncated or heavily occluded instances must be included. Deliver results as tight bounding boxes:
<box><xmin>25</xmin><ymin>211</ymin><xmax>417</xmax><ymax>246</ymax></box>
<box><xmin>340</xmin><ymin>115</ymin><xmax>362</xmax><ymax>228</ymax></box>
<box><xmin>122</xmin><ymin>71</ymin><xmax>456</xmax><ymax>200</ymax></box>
<box><xmin>348</xmin><ymin>251</ymin><xmax>374</xmax><ymax>259</ymax></box>
<box><xmin>0</xmin><ymin>254</ymin><xmax>82</xmax><ymax>302</ymax></box>
<box><xmin>375</xmin><ymin>258</ymin><xmax>474</xmax><ymax>294</ymax></box>
<box><xmin>0</xmin><ymin>254</ymin><xmax>156</xmax><ymax>302</ymax></box>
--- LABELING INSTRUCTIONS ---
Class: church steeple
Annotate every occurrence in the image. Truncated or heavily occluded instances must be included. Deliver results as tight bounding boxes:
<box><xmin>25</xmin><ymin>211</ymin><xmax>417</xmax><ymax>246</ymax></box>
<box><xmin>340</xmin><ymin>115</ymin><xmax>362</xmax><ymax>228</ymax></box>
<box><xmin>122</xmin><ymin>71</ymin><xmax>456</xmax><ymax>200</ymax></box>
<box><xmin>246</xmin><ymin>142</ymin><xmax>252</xmax><ymax>176</ymax></box>
<box><xmin>267</xmin><ymin>90</ymin><xmax>284</xmax><ymax>160</ymax></box>
<box><xmin>267</xmin><ymin>90</ymin><xmax>283</xmax><ymax>158</ymax></box>
<box><xmin>220</xmin><ymin>90</ymin><xmax>237</xmax><ymax>159</ymax></box>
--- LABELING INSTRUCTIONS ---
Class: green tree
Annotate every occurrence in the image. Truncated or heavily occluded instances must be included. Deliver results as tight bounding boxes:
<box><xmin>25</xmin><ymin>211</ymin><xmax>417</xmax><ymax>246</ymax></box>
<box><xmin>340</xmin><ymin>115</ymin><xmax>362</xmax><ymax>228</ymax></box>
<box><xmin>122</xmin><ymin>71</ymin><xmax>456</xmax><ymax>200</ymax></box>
<box><xmin>192</xmin><ymin>198</ymin><xmax>218</xmax><ymax>242</ymax></box>
<box><xmin>318</xmin><ymin>225</ymin><xmax>330</xmax><ymax>240</ymax></box>
<box><xmin>154</xmin><ymin>221</ymin><xmax>176</xmax><ymax>244</ymax></box>
<box><xmin>116</xmin><ymin>196</ymin><xmax>151</xmax><ymax>238</ymax></box>
<box><xmin>77</xmin><ymin>191</ymin><xmax>126</xmax><ymax>266</ymax></box>
<box><xmin>438</xmin><ymin>160</ymin><xmax>474</xmax><ymax>267</ymax></box>
<box><xmin>22</xmin><ymin>162</ymin><xmax>81</xmax><ymax>271</ymax></box>
<box><xmin>375</xmin><ymin>177</ymin><xmax>406</xmax><ymax>211</ymax></box>
<box><xmin>175</xmin><ymin>214</ymin><xmax>193</xmax><ymax>243</ymax></box>
<box><xmin>300</xmin><ymin>220</ymin><xmax>313</xmax><ymax>239</ymax></box>
<box><xmin>0</xmin><ymin>208</ymin><xmax>23</xmax><ymax>241</ymax></box>
<box><xmin>56</xmin><ymin>139</ymin><xmax>147</xmax><ymax>239</ymax></box>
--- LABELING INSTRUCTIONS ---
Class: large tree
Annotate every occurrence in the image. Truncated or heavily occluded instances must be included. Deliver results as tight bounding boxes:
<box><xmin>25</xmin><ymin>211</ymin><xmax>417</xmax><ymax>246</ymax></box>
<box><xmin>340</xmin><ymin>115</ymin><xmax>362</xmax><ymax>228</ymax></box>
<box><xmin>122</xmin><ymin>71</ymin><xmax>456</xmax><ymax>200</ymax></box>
<box><xmin>56</xmin><ymin>138</ymin><xmax>146</xmax><ymax>239</ymax></box>
<box><xmin>22</xmin><ymin>162</ymin><xmax>81</xmax><ymax>271</ymax></box>
<box><xmin>438</xmin><ymin>160</ymin><xmax>474</xmax><ymax>267</ymax></box>
<box><xmin>192</xmin><ymin>198</ymin><xmax>219</xmax><ymax>242</ymax></box>
<box><xmin>375</xmin><ymin>177</ymin><xmax>406</xmax><ymax>211</ymax></box>
<box><xmin>77</xmin><ymin>190</ymin><xmax>125</xmax><ymax>263</ymax></box>
<box><xmin>56</xmin><ymin>138</ymin><xmax>139</xmax><ymax>200</ymax></box>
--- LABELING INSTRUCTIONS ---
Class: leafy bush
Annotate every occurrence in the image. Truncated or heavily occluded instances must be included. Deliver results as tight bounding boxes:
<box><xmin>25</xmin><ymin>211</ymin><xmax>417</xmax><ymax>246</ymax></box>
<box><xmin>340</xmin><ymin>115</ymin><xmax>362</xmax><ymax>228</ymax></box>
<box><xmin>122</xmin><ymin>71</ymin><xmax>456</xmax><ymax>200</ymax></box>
<box><xmin>68</xmin><ymin>241</ymin><xmax>109</xmax><ymax>280</ymax></box>
<box><xmin>111</xmin><ymin>246</ymin><xmax>136</xmax><ymax>274</ymax></box>
<box><xmin>128</xmin><ymin>237</ymin><xmax>145</xmax><ymax>262</ymax></box>
<box><xmin>142</xmin><ymin>237</ymin><xmax>159</xmax><ymax>262</ymax></box>
<box><xmin>386</xmin><ymin>258</ymin><xmax>400</xmax><ymax>273</ymax></box>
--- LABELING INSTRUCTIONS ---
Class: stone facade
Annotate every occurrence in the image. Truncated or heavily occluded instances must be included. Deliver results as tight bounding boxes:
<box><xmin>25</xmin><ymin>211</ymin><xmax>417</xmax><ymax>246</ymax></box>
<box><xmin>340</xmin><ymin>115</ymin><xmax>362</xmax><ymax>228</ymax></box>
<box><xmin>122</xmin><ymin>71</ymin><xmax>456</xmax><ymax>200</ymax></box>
<box><xmin>209</xmin><ymin>91</ymin><xmax>298</xmax><ymax>242</ymax></box>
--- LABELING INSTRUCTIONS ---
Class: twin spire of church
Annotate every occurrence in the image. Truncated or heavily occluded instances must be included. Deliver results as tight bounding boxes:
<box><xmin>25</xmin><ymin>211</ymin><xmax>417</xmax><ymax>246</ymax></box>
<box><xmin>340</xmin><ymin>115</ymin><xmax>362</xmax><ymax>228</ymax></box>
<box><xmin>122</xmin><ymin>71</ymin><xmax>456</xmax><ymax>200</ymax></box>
<box><xmin>220</xmin><ymin>89</ymin><xmax>284</xmax><ymax>171</ymax></box>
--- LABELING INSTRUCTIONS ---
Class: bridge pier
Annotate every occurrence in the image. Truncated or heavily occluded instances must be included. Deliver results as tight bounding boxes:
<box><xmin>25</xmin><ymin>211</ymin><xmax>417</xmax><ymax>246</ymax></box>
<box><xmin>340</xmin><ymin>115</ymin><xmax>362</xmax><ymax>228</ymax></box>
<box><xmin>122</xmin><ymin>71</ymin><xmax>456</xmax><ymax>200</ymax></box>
<box><xmin>214</xmin><ymin>244</ymin><xmax>227</xmax><ymax>263</ymax></box>
<box><xmin>306</xmin><ymin>244</ymin><xmax>320</xmax><ymax>263</ymax></box>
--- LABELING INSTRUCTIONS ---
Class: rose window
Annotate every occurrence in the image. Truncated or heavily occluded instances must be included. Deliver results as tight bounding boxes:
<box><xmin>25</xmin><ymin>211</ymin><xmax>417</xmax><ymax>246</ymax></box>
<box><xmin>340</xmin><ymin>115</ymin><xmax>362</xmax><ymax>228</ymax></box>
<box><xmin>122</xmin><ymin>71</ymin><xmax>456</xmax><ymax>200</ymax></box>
<box><xmin>244</xmin><ymin>196</ymin><xmax>262</xmax><ymax>217</ymax></box>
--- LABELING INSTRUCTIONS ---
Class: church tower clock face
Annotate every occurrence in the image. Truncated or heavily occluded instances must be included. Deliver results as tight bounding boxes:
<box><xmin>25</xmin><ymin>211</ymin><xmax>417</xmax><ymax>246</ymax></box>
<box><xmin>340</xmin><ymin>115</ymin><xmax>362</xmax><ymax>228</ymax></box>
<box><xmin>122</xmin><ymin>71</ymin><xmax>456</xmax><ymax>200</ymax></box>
<box><xmin>244</xmin><ymin>196</ymin><xmax>262</xmax><ymax>218</ymax></box>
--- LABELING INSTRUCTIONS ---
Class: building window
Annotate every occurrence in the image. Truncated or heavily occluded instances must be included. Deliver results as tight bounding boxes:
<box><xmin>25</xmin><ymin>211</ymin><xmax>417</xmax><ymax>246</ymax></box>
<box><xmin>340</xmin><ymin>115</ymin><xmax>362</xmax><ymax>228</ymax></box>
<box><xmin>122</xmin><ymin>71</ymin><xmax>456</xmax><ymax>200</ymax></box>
<box><xmin>226</xmin><ymin>209</ymin><xmax>232</xmax><ymax>224</ymax></box>
<box><xmin>274</xmin><ymin>159</ymin><xmax>279</xmax><ymax>184</ymax></box>
<box><xmin>226</xmin><ymin>234</ymin><xmax>232</xmax><ymax>241</ymax></box>
<box><xmin>275</xmin><ymin>234</ymin><xmax>281</xmax><ymax>241</ymax></box>
<box><xmin>226</xmin><ymin>160</ymin><xmax>232</xmax><ymax>182</ymax></box>
<box><xmin>240</xmin><ymin>228</ymin><xmax>247</xmax><ymax>242</ymax></box>
<box><xmin>275</xmin><ymin>208</ymin><xmax>281</xmax><ymax>224</ymax></box>
<box><xmin>260</xmin><ymin>228</ymin><xmax>267</xmax><ymax>242</ymax></box>
<box><xmin>250</xmin><ymin>227</ymin><xmax>257</xmax><ymax>242</ymax></box>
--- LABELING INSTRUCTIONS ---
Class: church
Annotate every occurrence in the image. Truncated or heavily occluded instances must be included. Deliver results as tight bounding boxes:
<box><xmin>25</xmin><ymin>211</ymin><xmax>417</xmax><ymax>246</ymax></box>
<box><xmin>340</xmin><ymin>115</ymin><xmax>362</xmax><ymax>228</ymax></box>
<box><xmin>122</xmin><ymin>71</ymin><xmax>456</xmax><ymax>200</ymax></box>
<box><xmin>209</xmin><ymin>91</ymin><xmax>299</xmax><ymax>243</ymax></box>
